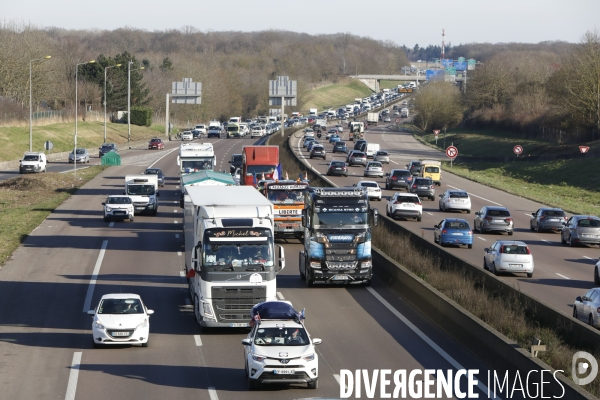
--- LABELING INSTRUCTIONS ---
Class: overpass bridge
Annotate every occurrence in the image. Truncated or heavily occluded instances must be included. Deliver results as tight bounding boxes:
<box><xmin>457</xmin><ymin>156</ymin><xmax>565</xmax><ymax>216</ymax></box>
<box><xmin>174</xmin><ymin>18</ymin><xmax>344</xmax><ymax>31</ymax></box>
<box><xmin>350</xmin><ymin>74</ymin><xmax>465</xmax><ymax>92</ymax></box>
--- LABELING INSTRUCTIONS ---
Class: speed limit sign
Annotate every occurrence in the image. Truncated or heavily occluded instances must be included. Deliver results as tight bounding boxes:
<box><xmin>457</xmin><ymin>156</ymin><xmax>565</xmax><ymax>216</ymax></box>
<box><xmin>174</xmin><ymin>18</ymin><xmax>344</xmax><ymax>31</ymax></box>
<box><xmin>514</xmin><ymin>145</ymin><xmax>523</xmax><ymax>155</ymax></box>
<box><xmin>446</xmin><ymin>146</ymin><xmax>458</xmax><ymax>159</ymax></box>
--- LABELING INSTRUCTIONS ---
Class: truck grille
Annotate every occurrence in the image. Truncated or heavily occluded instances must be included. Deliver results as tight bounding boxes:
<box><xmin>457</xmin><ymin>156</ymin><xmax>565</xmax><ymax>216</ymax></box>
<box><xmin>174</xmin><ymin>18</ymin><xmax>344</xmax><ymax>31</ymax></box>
<box><xmin>324</xmin><ymin>243</ymin><xmax>358</xmax><ymax>262</ymax></box>
<box><xmin>133</xmin><ymin>202</ymin><xmax>147</xmax><ymax>207</ymax></box>
<box><xmin>211</xmin><ymin>286</ymin><xmax>266</xmax><ymax>322</ymax></box>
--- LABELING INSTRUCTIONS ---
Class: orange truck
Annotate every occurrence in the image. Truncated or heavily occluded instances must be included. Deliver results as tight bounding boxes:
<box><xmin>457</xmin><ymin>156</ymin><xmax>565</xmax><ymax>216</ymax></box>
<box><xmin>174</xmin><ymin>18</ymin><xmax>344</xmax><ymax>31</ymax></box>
<box><xmin>241</xmin><ymin>146</ymin><xmax>280</xmax><ymax>186</ymax></box>
<box><xmin>263</xmin><ymin>180</ymin><xmax>309</xmax><ymax>239</ymax></box>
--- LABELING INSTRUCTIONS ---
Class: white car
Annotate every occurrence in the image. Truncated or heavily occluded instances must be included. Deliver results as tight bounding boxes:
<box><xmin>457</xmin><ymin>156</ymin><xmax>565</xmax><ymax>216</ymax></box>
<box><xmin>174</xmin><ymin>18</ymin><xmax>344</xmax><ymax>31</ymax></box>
<box><xmin>243</xmin><ymin>302</ymin><xmax>321</xmax><ymax>390</ymax></box>
<box><xmin>483</xmin><ymin>241</ymin><xmax>534</xmax><ymax>278</ymax></box>
<box><xmin>386</xmin><ymin>192</ymin><xmax>422</xmax><ymax>221</ymax></box>
<box><xmin>438</xmin><ymin>190</ymin><xmax>471</xmax><ymax>213</ymax></box>
<box><xmin>103</xmin><ymin>195</ymin><xmax>134</xmax><ymax>222</ymax></box>
<box><xmin>87</xmin><ymin>293</ymin><xmax>154</xmax><ymax>347</ymax></box>
<box><xmin>364</xmin><ymin>161</ymin><xmax>384</xmax><ymax>178</ymax></box>
<box><xmin>355</xmin><ymin>181</ymin><xmax>382</xmax><ymax>201</ymax></box>
<box><xmin>251</xmin><ymin>127</ymin><xmax>264</xmax><ymax>137</ymax></box>
<box><xmin>180</xmin><ymin>131</ymin><xmax>193</xmax><ymax>141</ymax></box>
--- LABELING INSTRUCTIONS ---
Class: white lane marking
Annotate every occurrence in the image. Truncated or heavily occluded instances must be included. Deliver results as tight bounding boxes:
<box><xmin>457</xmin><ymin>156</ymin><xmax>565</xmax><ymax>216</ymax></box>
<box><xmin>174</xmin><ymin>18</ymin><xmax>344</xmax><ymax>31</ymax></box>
<box><xmin>477</xmin><ymin>237</ymin><xmax>487</xmax><ymax>241</ymax></box>
<box><xmin>174</xmin><ymin>210</ymin><xmax>178</xmax><ymax>213</ymax></box>
<box><xmin>208</xmin><ymin>387</ymin><xmax>219</xmax><ymax>400</ymax></box>
<box><xmin>177</xmin><ymin>251</ymin><xmax>182</xmax><ymax>256</ymax></box>
<box><xmin>82</xmin><ymin>240</ymin><xmax>108</xmax><ymax>312</ymax></box>
<box><xmin>542</xmin><ymin>239</ymin><xmax>551</xmax><ymax>244</ymax></box>
<box><xmin>277</xmin><ymin>292</ymin><xmax>284</xmax><ymax>300</ymax></box>
<box><xmin>390</xmin><ymin>159</ymin><xmax>398</xmax><ymax>164</ymax></box>
<box><xmin>556</xmin><ymin>273</ymin><xmax>571</xmax><ymax>280</ymax></box>
<box><xmin>447</xmin><ymin>185</ymin><xmax>502</xmax><ymax>206</ymax></box>
<box><xmin>523</xmin><ymin>213</ymin><xmax>532</xmax><ymax>217</ymax></box>
<box><xmin>148</xmin><ymin>147</ymin><xmax>179</xmax><ymax>168</ymax></box>
<box><xmin>179</xmin><ymin>271</ymin><xmax>185</xmax><ymax>277</ymax></box>
<box><xmin>64</xmin><ymin>352</ymin><xmax>82</xmax><ymax>400</ymax></box>
<box><xmin>195</xmin><ymin>335</ymin><xmax>203</xmax><ymax>346</ymax></box>
<box><xmin>426</xmin><ymin>212</ymin><xmax>434</xmax><ymax>216</ymax></box>
<box><xmin>366</xmin><ymin>287</ymin><xmax>495</xmax><ymax>398</ymax></box>
<box><xmin>176</xmin><ymin>234</ymin><xmax>180</xmax><ymax>238</ymax></box>
<box><xmin>174</xmin><ymin>220</ymin><xmax>178</xmax><ymax>224</ymax></box>
<box><xmin>109</xmin><ymin>222</ymin><xmax>114</xmax><ymax>228</ymax></box>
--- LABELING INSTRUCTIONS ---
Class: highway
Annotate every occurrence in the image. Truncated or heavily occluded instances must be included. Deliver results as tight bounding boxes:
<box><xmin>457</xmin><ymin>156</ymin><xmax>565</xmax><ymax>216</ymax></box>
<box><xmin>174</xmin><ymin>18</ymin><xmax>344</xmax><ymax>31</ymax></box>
<box><xmin>294</xmin><ymin>122</ymin><xmax>598</xmax><ymax>319</ymax></box>
<box><xmin>0</xmin><ymin>134</ymin><xmax>514</xmax><ymax>400</ymax></box>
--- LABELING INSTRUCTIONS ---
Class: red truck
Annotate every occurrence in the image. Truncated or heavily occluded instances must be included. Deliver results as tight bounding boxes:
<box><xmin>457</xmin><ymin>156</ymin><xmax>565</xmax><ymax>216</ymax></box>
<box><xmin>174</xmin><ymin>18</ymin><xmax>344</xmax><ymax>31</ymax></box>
<box><xmin>242</xmin><ymin>146</ymin><xmax>280</xmax><ymax>186</ymax></box>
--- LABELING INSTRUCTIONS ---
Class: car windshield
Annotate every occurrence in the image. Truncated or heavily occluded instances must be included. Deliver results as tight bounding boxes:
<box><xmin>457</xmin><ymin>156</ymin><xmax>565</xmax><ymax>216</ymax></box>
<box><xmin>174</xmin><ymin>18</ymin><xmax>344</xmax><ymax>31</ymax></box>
<box><xmin>543</xmin><ymin>210</ymin><xmax>564</xmax><ymax>217</ymax></box>
<box><xmin>98</xmin><ymin>298</ymin><xmax>143</xmax><ymax>314</ymax></box>
<box><xmin>331</xmin><ymin>161</ymin><xmax>345</xmax><ymax>167</ymax></box>
<box><xmin>487</xmin><ymin>209</ymin><xmax>510</xmax><ymax>217</ymax></box>
<box><xmin>23</xmin><ymin>155</ymin><xmax>39</xmax><ymax>161</ymax></box>
<box><xmin>377</xmin><ymin>152</ymin><xmax>388</xmax><ymax>156</ymax></box>
<box><xmin>415</xmin><ymin>179</ymin><xmax>431</xmax><ymax>185</ymax></box>
<box><xmin>396</xmin><ymin>196</ymin><xmax>420</xmax><ymax>204</ymax></box>
<box><xmin>107</xmin><ymin>197</ymin><xmax>132</xmax><ymax>204</ymax></box>
<box><xmin>254</xmin><ymin>327</ymin><xmax>309</xmax><ymax>346</ymax></box>
<box><xmin>101</xmin><ymin>146</ymin><xmax>114</xmax><ymax>151</ymax></box>
<box><xmin>578</xmin><ymin>219</ymin><xmax>600</xmax><ymax>227</ymax></box>
<box><xmin>353</xmin><ymin>152</ymin><xmax>365</xmax><ymax>158</ymax></box>
<box><xmin>232</xmin><ymin>155</ymin><xmax>243</xmax><ymax>163</ymax></box>
<box><xmin>360</xmin><ymin>182</ymin><xmax>378</xmax><ymax>188</ymax></box>
<box><xmin>127</xmin><ymin>184</ymin><xmax>155</xmax><ymax>195</ymax></box>
<box><xmin>449</xmin><ymin>192</ymin><xmax>469</xmax><ymax>198</ymax></box>
<box><xmin>74</xmin><ymin>149</ymin><xmax>86</xmax><ymax>154</ymax></box>
<box><xmin>500</xmin><ymin>245</ymin><xmax>529</xmax><ymax>254</ymax></box>
<box><xmin>368</xmin><ymin>163</ymin><xmax>382</xmax><ymax>168</ymax></box>
<box><xmin>393</xmin><ymin>171</ymin><xmax>410</xmax><ymax>177</ymax></box>
<box><xmin>445</xmin><ymin>221</ymin><xmax>469</xmax><ymax>229</ymax></box>
<box><xmin>425</xmin><ymin>166</ymin><xmax>439</xmax><ymax>173</ymax></box>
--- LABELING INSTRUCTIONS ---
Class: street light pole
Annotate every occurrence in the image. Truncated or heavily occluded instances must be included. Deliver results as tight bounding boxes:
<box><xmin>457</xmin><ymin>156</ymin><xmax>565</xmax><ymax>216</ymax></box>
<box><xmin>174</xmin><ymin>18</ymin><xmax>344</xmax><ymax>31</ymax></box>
<box><xmin>74</xmin><ymin>60</ymin><xmax>95</xmax><ymax>177</ymax></box>
<box><xmin>104</xmin><ymin>64</ymin><xmax>121</xmax><ymax>144</ymax></box>
<box><xmin>29</xmin><ymin>56</ymin><xmax>51</xmax><ymax>152</ymax></box>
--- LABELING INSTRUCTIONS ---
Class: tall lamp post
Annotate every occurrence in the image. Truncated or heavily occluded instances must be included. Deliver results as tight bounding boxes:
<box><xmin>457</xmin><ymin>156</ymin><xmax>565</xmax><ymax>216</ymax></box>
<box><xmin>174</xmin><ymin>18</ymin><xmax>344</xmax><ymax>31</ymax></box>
<box><xmin>103</xmin><ymin>64</ymin><xmax>121</xmax><ymax>144</ymax></box>
<box><xmin>29</xmin><ymin>56</ymin><xmax>51</xmax><ymax>152</ymax></box>
<box><xmin>127</xmin><ymin>61</ymin><xmax>144</xmax><ymax>145</ymax></box>
<box><xmin>74</xmin><ymin>60</ymin><xmax>95</xmax><ymax>177</ymax></box>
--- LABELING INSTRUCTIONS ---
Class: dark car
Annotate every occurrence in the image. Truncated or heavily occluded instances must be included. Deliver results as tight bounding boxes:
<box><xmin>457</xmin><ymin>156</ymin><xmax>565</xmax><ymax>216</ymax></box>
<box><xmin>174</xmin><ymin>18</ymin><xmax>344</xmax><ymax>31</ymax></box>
<box><xmin>148</xmin><ymin>138</ymin><xmax>164</xmax><ymax>150</ymax></box>
<box><xmin>409</xmin><ymin>177</ymin><xmax>436</xmax><ymax>200</ymax></box>
<box><xmin>347</xmin><ymin>151</ymin><xmax>367</xmax><ymax>167</ymax></box>
<box><xmin>385</xmin><ymin>169</ymin><xmax>413</xmax><ymax>190</ymax></box>
<box><xmin>144</xmin><ymin>168</ymin><xmax>165</xmax><ymax>187</ymax></box>
<box><xmin>406</xmin><ymin>160</ymin><xmax>422</xmax><ymax>176</ymax></box>
<box><xmin>229</xmin><ymin>153</ymin><xmax>243</xmax><ymax>174</ymax></box>
<box><xmin>99</xmin><ymin>143</ymin><xmax>118</xmax><ymax>157</ymax></box>
<box><xmin>333</xmin><ymin>141</ymin><xmax>348</xmax><ymax>153</ymax></box>
<box><xmin>530</xmin><ymin>208</ymin><xmax>567</xmax><ymax>233</ymax></box>
<box><xmin>354</xmin><ymin>139</ymin><xmax>367</xmax><ymax>151</ymax></box>
<box><xmin>474</xmin><ymin>206</ymin><xmax>514</xmax><ymax>235</ymax></box>
<box><xmin>310</xmin><ymin>145</ymin><xmax>327</xmax><ymax>160</ymax></box>
<box><xmin>561</xmin><ymin>215</ymin><xmax>600</xmax><ymax>247</ymax></box>
<box><xmin>326</xmin><ymin>160</ymin><xmax>348</xmax><ymax>177</ymax></box>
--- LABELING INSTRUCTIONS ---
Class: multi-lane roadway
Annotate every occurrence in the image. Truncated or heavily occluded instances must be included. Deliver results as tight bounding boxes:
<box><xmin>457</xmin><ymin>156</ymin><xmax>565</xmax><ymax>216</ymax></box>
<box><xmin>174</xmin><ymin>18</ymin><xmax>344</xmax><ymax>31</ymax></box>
<box><xmin>0</xmin><ymin>135</ymin><xmax>516</xmax><ymax>399</ymax></box>
<box><xmin>294</xmin><ymin>122</ymin><xmax>599</xmax><ymax>318</ymax></box>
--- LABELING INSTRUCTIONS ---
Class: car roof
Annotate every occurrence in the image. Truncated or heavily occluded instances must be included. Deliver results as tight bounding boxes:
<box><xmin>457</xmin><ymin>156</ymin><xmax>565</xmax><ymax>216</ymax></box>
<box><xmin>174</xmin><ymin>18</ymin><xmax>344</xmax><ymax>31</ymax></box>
<box><xmin>100</xmin><ymin>293</ymin><xmax>142</xmax><ymax>300</ymax></box>
<box><xmin>444</xmin><ymin>218</ymin><xmax>469</xmax><ymax>223</ymax></box>
<box><xmin>486</xmin><ymin>206</ymin><xmax>509</xmax><ymax>210</ymax></box>
<box><xmin>359</xmin><ymin>181</ymin><xmax>378</xmax><ymax>185</ymax></box>
<box><xmin>494</xmin><ymin>240</ymin><xmax>528</xmax><ymax>246</ymax></box>
<box><xmin>395</xmin><ymin>192</ymin><xmax>419</xmax><ymax>197</ymax></box>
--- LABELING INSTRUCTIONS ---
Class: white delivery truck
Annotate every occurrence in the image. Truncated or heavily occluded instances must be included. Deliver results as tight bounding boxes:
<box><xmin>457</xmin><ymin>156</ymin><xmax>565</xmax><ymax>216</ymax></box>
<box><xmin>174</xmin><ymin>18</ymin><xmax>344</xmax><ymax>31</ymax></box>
<box><xmin>400</xmin><ymin>108</ymin><xmax>409</xmax><ymax>118</ymax></box>
<box><xmin>367</xmin><ymin>112</ymin><xmax>379</xmax><ymax>126</ymax></box>
<box><xmin>365</xmin><ymin>143</ymin><xmax>380</xmax><ymax>158</ymax></box>
<box><xmin>19</xmin><ymin>152</ymin><xmax>47</xmax><ymax>174</ymax></box>
<box><xmin>124</xmin><ymin>174</ymin><xmax>159</xmax><ymax>215</ymax></box>
<box><xmin>183</xmin><ymin>186</ymin><xmax>285</xmax><ymax>328</ymax></box>
<box><xmin>309</xmin><ymin>108</ymin><xmax>318</xmax><ymax>116</ymax></box>
<box><xmin>177</xmin><ymin>143</ymin><xmax>216</xmax><ymax>179</ymax></box>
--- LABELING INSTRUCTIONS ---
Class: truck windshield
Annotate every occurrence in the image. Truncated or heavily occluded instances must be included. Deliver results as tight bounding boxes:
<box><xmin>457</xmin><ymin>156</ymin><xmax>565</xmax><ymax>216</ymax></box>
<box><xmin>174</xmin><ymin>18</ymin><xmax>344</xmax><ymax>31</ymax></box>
<box><xmin>181</xmin><ymin>158</ymin><xmax>213</xmax><ymax>171</ymax></box>
<box><xmin>203</xmin><ymin>241</ymin><xmax>274</xmax><ymax>270</ymax></box>
<box><xmin>267</xmin><ymin>189</ymin><xmax>305</xmax><ymax>204</ymax></box>
<box><xmin>23</xmin><ymin>155</ymin><xmax>39</xmax><ymax>161</ymax></box>
<box><xmin>247</xmin><ymin>165</ymin><xmax>276</xmax><ymax>175</ymax></box>
<box><xmin>127</xmin><ymin>185</ymin><xmax>155</xmax><ymax>195</ymax></box>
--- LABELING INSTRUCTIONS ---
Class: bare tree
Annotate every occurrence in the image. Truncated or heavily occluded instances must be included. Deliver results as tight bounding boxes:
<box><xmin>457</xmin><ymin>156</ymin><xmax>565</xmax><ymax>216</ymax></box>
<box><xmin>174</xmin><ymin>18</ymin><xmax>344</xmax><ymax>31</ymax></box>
<box><xmin>414</xmin><ymin>82</ymin><xmax>464</xmax><ymax>131</ymax></box>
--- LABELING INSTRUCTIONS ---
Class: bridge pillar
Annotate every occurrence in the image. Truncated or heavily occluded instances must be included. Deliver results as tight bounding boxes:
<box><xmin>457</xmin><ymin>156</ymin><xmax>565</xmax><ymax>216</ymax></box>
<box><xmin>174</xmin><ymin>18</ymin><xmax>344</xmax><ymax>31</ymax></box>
<box><xmin>359</xmin><ymin>78</ymin><xmax>379</xmax><ymax>92</ymax></box>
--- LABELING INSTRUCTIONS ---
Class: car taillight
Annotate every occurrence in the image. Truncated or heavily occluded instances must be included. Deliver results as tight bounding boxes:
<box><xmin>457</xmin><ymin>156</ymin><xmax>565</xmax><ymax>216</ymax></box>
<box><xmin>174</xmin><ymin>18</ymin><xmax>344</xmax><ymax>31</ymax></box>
<box><xmin>485</xmin><ymin>217</ymin><xmax>493</xmax><ymax>221</ymax></box>
<box><xmin>391</xmin><ymin>176</ymin><xmax>397</xmax><ymax>180</ymax></box>
<box><xmin>431</xmin><ymin>185</ymin><xmax>435</xmax><ymax>189</ymax></box>
<box><xmin>412</xmin><ymin>184</ymin><xmax>417</xmax><ymax>188</ymax></box>
<box><xmin>407</xmin><ymin>177</ymin><xmax>413</xmax><ymax>181</ymax></box>
<box><xmin>442</xmin><ymin>229</ymin><xmax>447</xmax><ymax>234</ymax></box>
<box><xmin>468</xmin><ymin>230</ymin><xmax>472</xmax><ymax>235</ymax></box>
<box><xmin>540</xmin><ymin>216</ymin><xmax>546</xmax><ymax>220</ymax></box>
<box><xmin>526</xmin><ymin>247</ymin><xmax>531</xmax><ymax>254</ymax></box>
<box><xmin>505</xmin><ymin>218</ymin><xmax>513</xmax><ymax>222</ymax></box>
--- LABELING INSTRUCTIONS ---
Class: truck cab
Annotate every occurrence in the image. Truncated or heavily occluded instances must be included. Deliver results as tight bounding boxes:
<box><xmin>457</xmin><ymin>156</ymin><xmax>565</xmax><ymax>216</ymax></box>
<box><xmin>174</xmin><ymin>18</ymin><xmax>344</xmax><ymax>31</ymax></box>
<box><xmin>124</xmin><ymin>174</ymin><xmax>159</xmax><ymax>215</ymax></box>
<box><xmin>242</xmin><ymin>146</ymin><xmax>279</xmax><ymax>186</ymax></box>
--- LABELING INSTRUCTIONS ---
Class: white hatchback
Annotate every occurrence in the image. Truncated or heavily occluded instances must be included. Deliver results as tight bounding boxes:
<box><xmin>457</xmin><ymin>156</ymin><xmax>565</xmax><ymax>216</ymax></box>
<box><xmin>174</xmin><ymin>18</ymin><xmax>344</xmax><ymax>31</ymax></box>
<box><xmin>181</xmin><ymin>131</ymin><xmax>193</xmax><ymax>141</ymax></box>
<box><xmin>355</xmin><ymin>181</ymin><xmax>382</xmax><ymax>201</ymax></box>
<box><xmin>438</xmin><ymin>190</ymin><xmax>471</xmax><ymax>213</ymax></box>
<box><xmin>88</xmin><ymin>293</ymin><xmax>154</xmax><ymax>347</ymax></box>
<box><xmin>483</xmin><ymin>241</ymin><xmax>534</xmax><ymax>278</ymax></box>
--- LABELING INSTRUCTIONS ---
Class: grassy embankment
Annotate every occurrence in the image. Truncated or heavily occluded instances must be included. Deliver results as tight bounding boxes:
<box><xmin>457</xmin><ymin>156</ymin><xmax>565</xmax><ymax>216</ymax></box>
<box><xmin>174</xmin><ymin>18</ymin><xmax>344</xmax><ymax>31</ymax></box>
<box><xmin>303</xmin><ymin>79</ymin><xmax>371</xmax><ymax>111</ymax></box>
<box><xmin>0</xmin><ymin>121</ymin><xmax>166</xmax><ymax>162</ymax></box>
<box><xmin>415</xmin><ymin>128</ymin><xmax>600</xmax><ymax>216</ymax></box>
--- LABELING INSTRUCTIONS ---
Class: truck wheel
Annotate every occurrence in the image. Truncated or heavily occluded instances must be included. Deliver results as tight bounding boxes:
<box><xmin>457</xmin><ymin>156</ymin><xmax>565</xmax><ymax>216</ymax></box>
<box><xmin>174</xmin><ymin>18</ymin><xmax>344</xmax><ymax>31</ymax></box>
<box><xmin>304</xmin><ymin>267</ymin><xmax>313</xmax><ymax>287</ymax></box>
<box><xmin>194</xmin><ymin>296</ymin><xmax>202</xmax><ymax>325</ymax></box>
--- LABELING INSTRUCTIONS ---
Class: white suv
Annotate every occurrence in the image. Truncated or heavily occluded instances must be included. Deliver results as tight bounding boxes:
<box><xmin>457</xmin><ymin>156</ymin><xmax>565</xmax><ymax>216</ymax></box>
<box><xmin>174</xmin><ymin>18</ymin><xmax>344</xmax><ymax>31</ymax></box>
<box><xmin>242</xmin><ymin>301</ymin><xmax>321</xmax><ymax>390</ymax></box>
<box><xmin>103</xmin><ymin>195</ymin><xmax>134</xmax><ymax>222</ymax></box>
<box><xmin>386</xmin><ymin>192</ymin><xmax>422</xmax><ymax>221</ymax></box>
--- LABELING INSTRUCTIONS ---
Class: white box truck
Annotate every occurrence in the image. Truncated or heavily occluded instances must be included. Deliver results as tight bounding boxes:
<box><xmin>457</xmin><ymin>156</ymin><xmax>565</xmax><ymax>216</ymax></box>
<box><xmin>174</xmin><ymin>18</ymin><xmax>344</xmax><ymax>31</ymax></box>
<box><xmin>309</xmin><ymin>108</ymin><xmax>318</xmax><ymax>116</ymax></box>
<box><xmin>124</xmin><ymin>174</ymin><xmax>159</xmax><ymax>215</ymax></box>
<box><xmin>183</xmin><ymin>186</ymin><xmax>285</xmax><ymax>328</ymax></box>
<box><xmin>177</xmin><ymin>143</ymin><xmax>216</xmax><ymax>178</ymax></box>
<box><xmin>367</xmin><ymin>112</ymin><xmax>379</xmax><ymax>126</ymax></box>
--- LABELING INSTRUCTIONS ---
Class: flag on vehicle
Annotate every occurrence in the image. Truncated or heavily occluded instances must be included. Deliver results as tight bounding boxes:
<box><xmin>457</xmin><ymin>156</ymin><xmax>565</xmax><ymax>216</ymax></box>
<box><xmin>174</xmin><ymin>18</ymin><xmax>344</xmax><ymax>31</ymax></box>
<box><xmin>274</xmin><ymin>163</ymin><xmax>282</xmax><ymax>180</ymax></box>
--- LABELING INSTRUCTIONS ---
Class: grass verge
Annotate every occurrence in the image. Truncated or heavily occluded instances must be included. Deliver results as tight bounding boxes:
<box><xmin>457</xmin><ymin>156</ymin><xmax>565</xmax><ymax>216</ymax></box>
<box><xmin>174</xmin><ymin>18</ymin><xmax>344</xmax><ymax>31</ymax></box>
<box><xmin>372</xmin><ymin>224</ymin><xmax>600</xmax><ymax>396</ymax></box>
<box><xmin>415</xmin><ymin>129</ymin><xmax>600</xmax><ymax>216</ymax></box>
<box><xmin>303</xmin><ymin>79</ymin><xmax>371</xmax><ymax>111</ymax></box>
<box><xmin>0</xmin><ymin>167</ymin><xmax>106</xmax><ymax>267</ymax></box>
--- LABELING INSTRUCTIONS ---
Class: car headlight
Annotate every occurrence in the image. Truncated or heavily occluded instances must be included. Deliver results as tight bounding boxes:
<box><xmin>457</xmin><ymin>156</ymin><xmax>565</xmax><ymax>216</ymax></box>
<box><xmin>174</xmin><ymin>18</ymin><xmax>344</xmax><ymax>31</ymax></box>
<box><xmin>137</xmin><ymin>318</ymin><xmax>149</xmax><ymax>329</ymax></box>
<box><xmin>93</xmin><ymin>320</ymin><xmax>105</xmax><ymax>329</ymax></box>
<box><xmin>105</xmin><ymin>207</ymin><xmax>112</xmax><ymax>212</ymax></box>
<box><xmin>148</xmin><ymin>197</ymin><xmax>156</xmax><ymax>204</ymax></box>
<box><xmin>252</xmin><ymin>354</ymin><xmax>267</xmax><ymax>362</ymax></box>
<box><xmin>302</xmin><ymin>353</ymin><xmax>315</xmax><ymax>362</ymax></box>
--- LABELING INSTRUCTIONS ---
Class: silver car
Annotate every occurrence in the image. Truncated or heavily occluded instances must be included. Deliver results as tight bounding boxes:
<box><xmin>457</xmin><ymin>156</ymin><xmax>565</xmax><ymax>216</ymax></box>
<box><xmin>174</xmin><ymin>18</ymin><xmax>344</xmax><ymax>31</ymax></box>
<box><xmin>561</xmin><ymin>215</ymin><xmax>600</xmax><ymax>247</ymax></box>
<box><xmin>373</xmin><ymin>151</ymin><xmax>390</xmax><ymax>164</ymax></box>
<box><xmin>438</xmin><ymin>190</ymin><xmax>471</xmax><ymax>213</ymax></box>
<box><xmin>364</xmin><ymin>161</ymin><xmax>384</xmax><ymax>178</ymax></box>
<box><xmin>483</xmin><ymin>240</ymin><xmax>534</xmax><ymax>277</ymax></box>
<box><xmin>69</xmin><ymin>148</ymin><xmax>90</xmax><ymax>163</ymax></box>
<box><xmin>530</xmin><ymin>208</ymin><xmax>567</xmax><ymax>232</ymax></box>
<box><xmin>573</xmin><ymin>288</ymin><xmax>600</xmax><ymax>328</ymax></box>
<box><xmin>474</xmin><ymin>206</ymin><xmax>513</xmax><ymax>235</ymax></box>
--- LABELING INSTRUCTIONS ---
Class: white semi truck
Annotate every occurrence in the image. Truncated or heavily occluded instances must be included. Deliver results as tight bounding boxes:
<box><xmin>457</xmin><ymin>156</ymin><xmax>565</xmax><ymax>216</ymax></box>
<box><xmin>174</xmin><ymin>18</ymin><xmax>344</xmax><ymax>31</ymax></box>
<box><xmin>124</xmin><ymin>174</ymin><xmax>159</xmax><ymax>215</ymax></box>
<box><xmin>177</xmin><ymin>143</ymin><xmax>216</xmax><ymax>178</ymax></box>
<box><xmin>183</xmin><ymin>186</ymin><xmax>285</xmax><ymax>328</ymax></box>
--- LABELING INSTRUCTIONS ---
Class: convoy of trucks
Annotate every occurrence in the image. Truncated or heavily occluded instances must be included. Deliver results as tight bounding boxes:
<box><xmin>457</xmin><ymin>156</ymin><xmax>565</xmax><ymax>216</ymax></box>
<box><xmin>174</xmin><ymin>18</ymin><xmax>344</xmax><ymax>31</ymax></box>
<box><xmin>241</xmin><ymin>146</ymin><xmax>280</xmax><ymax>186</ymax></box>
<box><xmin>299</xmin><ymin>187</ymin><xmax>378</xmax><ymax>286</ymax></box>
<box><xmin>177</xmin><ymin>143</ymin><xmax>216</xmax><ymax>178</ymax></box>
<box><xmin>262</xmin><ymin>180</ymin><xmax>309</xmax><ymax>239</ymax></box>
<box><xmin>124</xmin><ymin>174</ymin><xmax>159</xmax><ymax>215</ymax></box>
<box><xmin>183</xmin><ymin>186</ymin><xmax>285</xmax><ymax>328</ymax></box>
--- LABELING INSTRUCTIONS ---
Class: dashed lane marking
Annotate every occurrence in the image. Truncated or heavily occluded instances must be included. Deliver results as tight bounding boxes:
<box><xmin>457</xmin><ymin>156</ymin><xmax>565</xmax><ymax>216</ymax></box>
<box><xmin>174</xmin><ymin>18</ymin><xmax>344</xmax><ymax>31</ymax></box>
<box><xmin>277</xmin><ymin>292</ymin><xmax>284</xmax><ymax>300</ymax></box>
<box><xmin>556</xmin><ymin>273</ymin><xmax>570</xmax><ymax>280</ymax></box>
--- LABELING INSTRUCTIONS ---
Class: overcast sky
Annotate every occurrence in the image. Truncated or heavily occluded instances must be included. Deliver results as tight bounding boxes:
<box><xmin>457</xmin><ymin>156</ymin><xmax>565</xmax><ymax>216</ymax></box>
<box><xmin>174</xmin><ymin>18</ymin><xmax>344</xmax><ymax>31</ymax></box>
<box><xmin>4</xmin><ymin>0</ymin><xmax>598</xmax><ymax>46</ymax></box>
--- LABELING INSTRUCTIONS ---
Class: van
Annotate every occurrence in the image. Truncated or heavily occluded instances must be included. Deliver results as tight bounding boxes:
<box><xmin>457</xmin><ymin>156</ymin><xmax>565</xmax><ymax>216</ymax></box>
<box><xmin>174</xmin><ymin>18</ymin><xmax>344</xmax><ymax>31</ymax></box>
<box><xmin>365</xmin><ymin>143</ymin><xmax>380</xmax><ymax>158</ymax></box>
<box><xmin>420</xmin><ymin>160</ymin><xmax>442</xmax><ymax>185</ymax></box>
<box><xmin>19</xmin><ymin>152</ymin><xmax>47</xmax><ymax>174</ymax></box>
